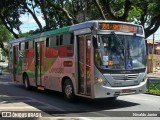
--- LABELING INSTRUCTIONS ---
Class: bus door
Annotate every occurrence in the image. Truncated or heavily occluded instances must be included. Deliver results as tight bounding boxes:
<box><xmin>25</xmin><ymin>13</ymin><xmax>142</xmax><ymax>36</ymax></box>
<box><xmin>77</xmin><ymin>35</ymin><xmax>92</xmax><ymax>96</ymax></box>
<box><xmin>13</xmin><ymin>45</ymin><xmax>19</xmax><ymax>81</ymax></box>
<box><xmin>35</xmin><ymin>41</ymin><xmax>44</xmax><ymax>88</ymax></box>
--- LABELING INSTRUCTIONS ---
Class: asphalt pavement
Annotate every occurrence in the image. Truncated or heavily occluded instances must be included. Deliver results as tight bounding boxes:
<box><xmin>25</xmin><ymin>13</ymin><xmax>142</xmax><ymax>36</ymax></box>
<box><xmin>0</xmin><ymin>72</ymin><xmax>160</xmax><ymax>120</ymax></box>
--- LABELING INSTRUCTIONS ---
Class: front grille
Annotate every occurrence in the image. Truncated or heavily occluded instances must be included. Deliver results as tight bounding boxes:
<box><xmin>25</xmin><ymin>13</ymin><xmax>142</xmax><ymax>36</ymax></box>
<box><xmin>111</xmin><ymin>74</ymin><xmax>139</xmax><ymax>80</ymax></box>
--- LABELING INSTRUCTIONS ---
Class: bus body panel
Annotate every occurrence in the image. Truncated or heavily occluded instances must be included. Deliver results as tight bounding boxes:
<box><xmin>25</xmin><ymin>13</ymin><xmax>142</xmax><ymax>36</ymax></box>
<box><xmin>94</xmin><ymin>79</ymin><xmax>147</xmax><ymax>98</ymax></box>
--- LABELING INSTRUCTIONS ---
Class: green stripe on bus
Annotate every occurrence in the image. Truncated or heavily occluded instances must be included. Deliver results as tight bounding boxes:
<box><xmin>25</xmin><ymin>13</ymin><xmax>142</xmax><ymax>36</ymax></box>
<box><xmin>43</xmin><ymin>26</ymin><xmax>70</xmax><ymax>36</ymax></box>
<box><xmin>25</xmin><ymin>26</ymin><xmax>70</xmax><ymax>41</ymax></box>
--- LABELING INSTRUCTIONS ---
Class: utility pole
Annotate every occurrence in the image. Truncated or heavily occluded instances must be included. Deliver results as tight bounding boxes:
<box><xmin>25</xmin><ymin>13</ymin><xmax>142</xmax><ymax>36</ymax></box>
<box><xmin>151</xmin><ymin>33</ymin><xmax>155</xmax><ymax>72</ymax></box>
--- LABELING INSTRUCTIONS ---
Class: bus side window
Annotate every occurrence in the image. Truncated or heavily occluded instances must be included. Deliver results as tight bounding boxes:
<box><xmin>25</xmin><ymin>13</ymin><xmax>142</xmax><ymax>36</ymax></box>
<box><xmin>25</xmin><ymin>41</ymin><xmax>29</xmax><ymax>49</ymax></box>
<box><xmin>19</xmin><ymin>42</ymin><xmax>25</xmax><ymax>51</ymax></box>
<box><xmin>60</xmin><ymin>35</ymin><xmax>63</xmax><ymax>45</ymax></box>
<box><xmin>56</xmin><ymin>36</ymin><xmax>59</xmax><ymax>46</ymax></box>
<box><xmin>46</xmin><ymin>37</ymin><xmax>50</xmax><ymax>47</ymax></box>
<box><xmin>29</xmin><ymin>41</ymin><xmax>34</xmax><ymax>49</ymax></box>
<box><xmin>33</xmin><ymin>41</ymin><xmax>34</xmax><ymax>48</ymax></box>
<box><xmin>46</xmin><ymin>36</ymin><xmax>58</xmax><ymax>47</ymax></box>
<box><xmin>19</xmin><ymin>43</ymin><xmax>21</xmax><ymax>50</ymax></box>
<box><xmin>63</xmin><ymin>33</ymin><xmax>73</xmax><ymax>45</ymax></box>
<box><xmin>70</xmin><ymin>33</ymin><xmax>74</xmax><ymax>44</ymax></box>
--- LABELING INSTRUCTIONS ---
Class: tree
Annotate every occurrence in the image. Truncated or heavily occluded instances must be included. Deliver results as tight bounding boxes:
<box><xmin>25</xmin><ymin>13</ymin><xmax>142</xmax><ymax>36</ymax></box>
<box><xmin>91</xmin><ymin>0</ymin><xmax>160</xmax><ymax>38</ymax></box>
<box><xmin>0</xmin><ymin>22</ymin><xmax>12</xmax><ymax>54</ymax></box>
<box><xmin>0</xmin><ymin>0</ymin><xmax>160</xmax><ymax>39</ymax></box>
<box><xmin>0</xmin><ymin>0</ymin><xmax>23</xmax><ymax>38</ymax></box>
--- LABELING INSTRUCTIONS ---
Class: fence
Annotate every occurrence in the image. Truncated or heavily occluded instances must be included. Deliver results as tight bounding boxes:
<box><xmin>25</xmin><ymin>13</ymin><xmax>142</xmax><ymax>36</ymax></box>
<box><xmin>147</xmin><ymin>78</ymin><xmax>160</xmax><ymax>95</ymax></box>
<box><xmin>147</xmin><ymin>54</ymin><xmax>160</xmax><ymax>73</ymax></box>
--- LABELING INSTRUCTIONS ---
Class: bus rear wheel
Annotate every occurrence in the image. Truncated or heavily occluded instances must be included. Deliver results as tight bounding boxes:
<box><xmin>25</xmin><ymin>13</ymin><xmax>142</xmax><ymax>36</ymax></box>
<box><xmin>24</xmin><ymin>75</ymin><xmax>31</xmax><ymax>90</ymax></box>
<box><xmin>63</xmin><ymin>79</ymin><xmax>75</xmax><ymax>102</ymax></box>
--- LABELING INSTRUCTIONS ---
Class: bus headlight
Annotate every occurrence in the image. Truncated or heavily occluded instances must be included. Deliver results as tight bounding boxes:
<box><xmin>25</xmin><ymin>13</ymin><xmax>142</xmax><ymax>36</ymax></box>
<box><xmin>97</xmin><ymin>78</ymin><xmax>103</xmax><ymax>83</ymax></box>
<box><xmin>96</xmin><ymin>77</ymin><xmax>107</xmax><ymax>85</ymax></box>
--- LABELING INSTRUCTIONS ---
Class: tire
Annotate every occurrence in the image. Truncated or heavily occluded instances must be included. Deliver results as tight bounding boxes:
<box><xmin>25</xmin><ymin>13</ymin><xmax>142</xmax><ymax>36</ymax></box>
<box><xmin>63</xmin><ymin>79</ymin><xmax>75</xmax><ymax>102</ymax></box>
<box><xmin>24</xmin><ymin>75</ymin><xmax>31</xmax><ymax>90</ymax></box>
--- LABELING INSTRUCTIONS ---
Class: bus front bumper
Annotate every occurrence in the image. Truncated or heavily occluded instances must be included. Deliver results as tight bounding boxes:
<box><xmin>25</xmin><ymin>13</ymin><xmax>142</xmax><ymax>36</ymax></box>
<box><xmin>94</xmin><ymin>78</ymin><xmax>147</xmax><ymax>98</ymax></box>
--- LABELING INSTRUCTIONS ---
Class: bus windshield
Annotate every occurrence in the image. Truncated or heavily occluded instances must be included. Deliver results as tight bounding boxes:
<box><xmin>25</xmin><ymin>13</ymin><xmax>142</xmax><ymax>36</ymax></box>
<box><xmin>95</xmin><ymin>34</ymin><xmax>147</xmax><ymax>70</ymax></box>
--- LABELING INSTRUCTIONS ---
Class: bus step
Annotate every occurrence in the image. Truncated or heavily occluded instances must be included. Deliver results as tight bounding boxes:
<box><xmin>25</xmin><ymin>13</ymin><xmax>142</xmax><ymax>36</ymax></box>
<box><xmin>37</xmin><ymin>86</ymin><xmax>45</xmax><ymax>90</ymax></box>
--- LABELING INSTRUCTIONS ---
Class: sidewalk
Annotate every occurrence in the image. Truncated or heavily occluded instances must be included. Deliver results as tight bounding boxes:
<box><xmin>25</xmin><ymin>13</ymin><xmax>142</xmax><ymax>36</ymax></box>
<box><xmin>147</xmin><ymin>68</ymin><xmax>160</xmax><ymax>78</ymax></box>
<box><xmin>147</xmin><ymin>72</ymin><xmax>160</xmax><ymax>78</ymax></box>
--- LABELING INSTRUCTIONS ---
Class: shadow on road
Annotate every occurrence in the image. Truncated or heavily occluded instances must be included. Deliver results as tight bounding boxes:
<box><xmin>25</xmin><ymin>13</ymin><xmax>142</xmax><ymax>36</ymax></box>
<box><xmin>0</xmin><ymin>73</ymin><xmax>140</xmax><ymax>117</ymax></box>
<box><xmin>4</xmin><ymin>84</ymin><xmax>140</xmax><ymax>116</ymax></box>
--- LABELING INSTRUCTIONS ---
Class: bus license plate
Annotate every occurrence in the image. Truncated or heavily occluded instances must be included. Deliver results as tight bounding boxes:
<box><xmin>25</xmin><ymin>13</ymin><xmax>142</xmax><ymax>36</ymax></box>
<box><xmin>122</xmin><ymin>89</ymin><xmax>132</xmax><ymax>93</ymax></box>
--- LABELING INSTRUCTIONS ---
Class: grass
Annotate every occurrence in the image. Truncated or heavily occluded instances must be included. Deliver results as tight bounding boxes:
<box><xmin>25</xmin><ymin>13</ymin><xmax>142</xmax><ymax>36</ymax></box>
<box><xmin>147</xmin><ymin>81</ymin><xmax>160</xmax><ymax>95</ymax></box>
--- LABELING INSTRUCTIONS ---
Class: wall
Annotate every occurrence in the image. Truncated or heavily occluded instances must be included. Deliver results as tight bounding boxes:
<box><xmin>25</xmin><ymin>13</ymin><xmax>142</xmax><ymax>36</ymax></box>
<box><xmin>148</xmin><ymin>54</ymin><xmax>160</xmax><ymax>73</ymax></box>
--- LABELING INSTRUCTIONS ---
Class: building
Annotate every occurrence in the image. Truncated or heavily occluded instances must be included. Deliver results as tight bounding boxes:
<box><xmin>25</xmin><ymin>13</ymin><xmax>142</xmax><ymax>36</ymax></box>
<box><xmin>147</xmin><ymin>39</ymin><xmax>160</xmax><ymax>55</ymax></box>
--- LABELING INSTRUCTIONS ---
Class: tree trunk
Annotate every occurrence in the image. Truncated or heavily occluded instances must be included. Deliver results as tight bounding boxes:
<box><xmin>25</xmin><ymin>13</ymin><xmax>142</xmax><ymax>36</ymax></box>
<box><xmin>0</xmin><ymin>15</ymin><xmax>19</xmax><ymax>38</ymax></box>
<box><xmin>0</xmin><ymin>42</ymin><xmax>8</xmax><ymax>55</ymax></box>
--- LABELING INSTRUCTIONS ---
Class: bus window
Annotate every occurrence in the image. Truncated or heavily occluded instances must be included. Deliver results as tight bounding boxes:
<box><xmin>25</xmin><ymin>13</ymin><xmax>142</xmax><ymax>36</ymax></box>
<box><xmin>19</xmin><ymin>43</ymin><xmax>21</xmax><ymax>50</ymax></box>
<box><xmin>29</xmin><ymin>41</ymin><xmax>34</xmax><ymax>49</ymax></box>
<box><xmin>60</xmin><ymin>35</ymin><xmax>63</xmax><ymax>45</ymax></box>
<box><xmin>50</xmin><ymin>36</ymin><xmax>57</xmax><ymax>47</ymax></box>
<box><xmin>56</xmin><ymin>36</ymin><xmax>59</xmax><ymax>46</ymax></box>
<box><xmin>19</xmin><ymin>42</ymin><xmax>25</xmax><ymax>51</ymax></box>
<box><xmin>70</xmin><ymin>33</ymin><xmax>74</xmax><ymax>44</ymax></box>
<box><xmin>25</xmin><ymin>41</ymin><xmax>29</xmax><ymax>49</ymax></box>
<box><xmin>46</xmin><ymin>37</ymin><xmax>50</xmax><ymax>47</ymax></box>
<box><xmin>46</xmin><ymin>36</ymin><xmax>59</xmax><ymax>48</ymax></box>
<box><xmin>63</xmin><ymin>33</ymin><xmax>73</xmax><ymax>45</ymax></box>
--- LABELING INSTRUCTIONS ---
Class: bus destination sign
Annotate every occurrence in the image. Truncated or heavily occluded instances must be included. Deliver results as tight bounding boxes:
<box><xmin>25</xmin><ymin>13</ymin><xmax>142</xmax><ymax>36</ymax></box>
<box><xmin>99</xmin><ymin>23</ymin><xmax>143</xmax><ymax>34</ymax></box>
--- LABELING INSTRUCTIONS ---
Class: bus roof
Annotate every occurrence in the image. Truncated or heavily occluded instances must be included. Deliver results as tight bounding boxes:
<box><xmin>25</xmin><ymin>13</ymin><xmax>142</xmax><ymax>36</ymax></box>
<box><xmin>10</xmin><ymin>20</ymin><xmax>143</xmax><ymax>44</ymax></box>
<box><xmin>10</xmin><ymin>26</ymin><xmax>70</xmax><ymax>44</ymax></box>
<box><xmin>69</xmin><ymin>20</ymin><xmax>143</xmax><ymax>31</ymax></box>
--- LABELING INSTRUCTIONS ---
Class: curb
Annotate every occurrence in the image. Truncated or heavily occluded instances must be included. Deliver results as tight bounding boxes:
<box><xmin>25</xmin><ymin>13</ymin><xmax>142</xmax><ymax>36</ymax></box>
<box><xmin>145</xmin><ymin>93</ymin><xmax>160</xmax><ymax>96</ymax></box>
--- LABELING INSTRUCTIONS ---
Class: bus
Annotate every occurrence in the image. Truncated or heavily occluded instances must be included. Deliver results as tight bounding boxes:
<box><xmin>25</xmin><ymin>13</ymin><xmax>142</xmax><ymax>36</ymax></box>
<box><xmin>9</xmin><ymin>20</ymin><xmax>147</xmax><ymax>101</ymax></box>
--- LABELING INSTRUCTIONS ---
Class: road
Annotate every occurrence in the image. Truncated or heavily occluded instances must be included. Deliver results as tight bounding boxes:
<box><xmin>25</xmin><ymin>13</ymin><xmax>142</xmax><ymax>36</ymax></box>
<box><xmin>0</xmin><ymin>73</ymin><xmax>160</xmax><ymax>120</ymax></box>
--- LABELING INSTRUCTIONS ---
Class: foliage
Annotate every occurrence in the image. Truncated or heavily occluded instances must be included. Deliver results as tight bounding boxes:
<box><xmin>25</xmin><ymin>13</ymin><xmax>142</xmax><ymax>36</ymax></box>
<box><xmin>0</xmin><ymin>22</ymin><xmax>12</xmax><ymax>54</ymax></box>
<box><xmin>0</xmin><ymin>23</ymin><xmax>11</xmax><ymax>42</ymax></box>
<box><xmin>147</xmin><ymin>81</ymin><xmax>160</xmax><ymax>95</ymax></box>
<box><xmin>0</xmin><ymin>0</ymin><xmax>160</xmax><ymax>39</ymax></box>
<box><xmin>0</xmin><ymin>0</ymin><xmax>23</xmax><ymax>38</ymax></box>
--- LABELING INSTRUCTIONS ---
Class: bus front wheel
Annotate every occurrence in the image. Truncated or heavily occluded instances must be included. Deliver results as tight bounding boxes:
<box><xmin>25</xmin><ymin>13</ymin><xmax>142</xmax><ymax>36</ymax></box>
<box><xmin>63</xmin><ymin>79</ymin><xmax>75</xmax><ymax>102</ymax></box>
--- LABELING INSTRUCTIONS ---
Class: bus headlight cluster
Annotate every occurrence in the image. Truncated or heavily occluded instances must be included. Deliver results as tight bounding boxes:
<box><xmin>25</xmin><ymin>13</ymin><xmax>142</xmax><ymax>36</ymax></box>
<box><xmin>96</xmin><ymin>77</ymin><xmax>107</xmax><ymax>85</ymax></box>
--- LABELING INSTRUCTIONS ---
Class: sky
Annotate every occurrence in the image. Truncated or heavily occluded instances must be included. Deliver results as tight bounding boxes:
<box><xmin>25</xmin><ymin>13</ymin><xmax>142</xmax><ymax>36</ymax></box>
<box><xmin>19</xmin><ymin>13</ymin><xmax>45</xmax><ymax>33</ymax></box>
<box><xmin>19</xmin><ymin>13</ymin><xmax>160</xmax><ymax>40</ymax></box>
<box><xmin>148</xmin><ymin>29</ymin><xmax>160</xmax><ymax>40</ymax></box>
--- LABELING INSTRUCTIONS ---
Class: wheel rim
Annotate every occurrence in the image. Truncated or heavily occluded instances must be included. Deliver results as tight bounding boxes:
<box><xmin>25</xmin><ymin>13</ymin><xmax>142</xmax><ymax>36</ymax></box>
<box><xmin>65</xmin><ymin>84</ymin><xmax>72</xmax><ymax>98</ymax></box>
